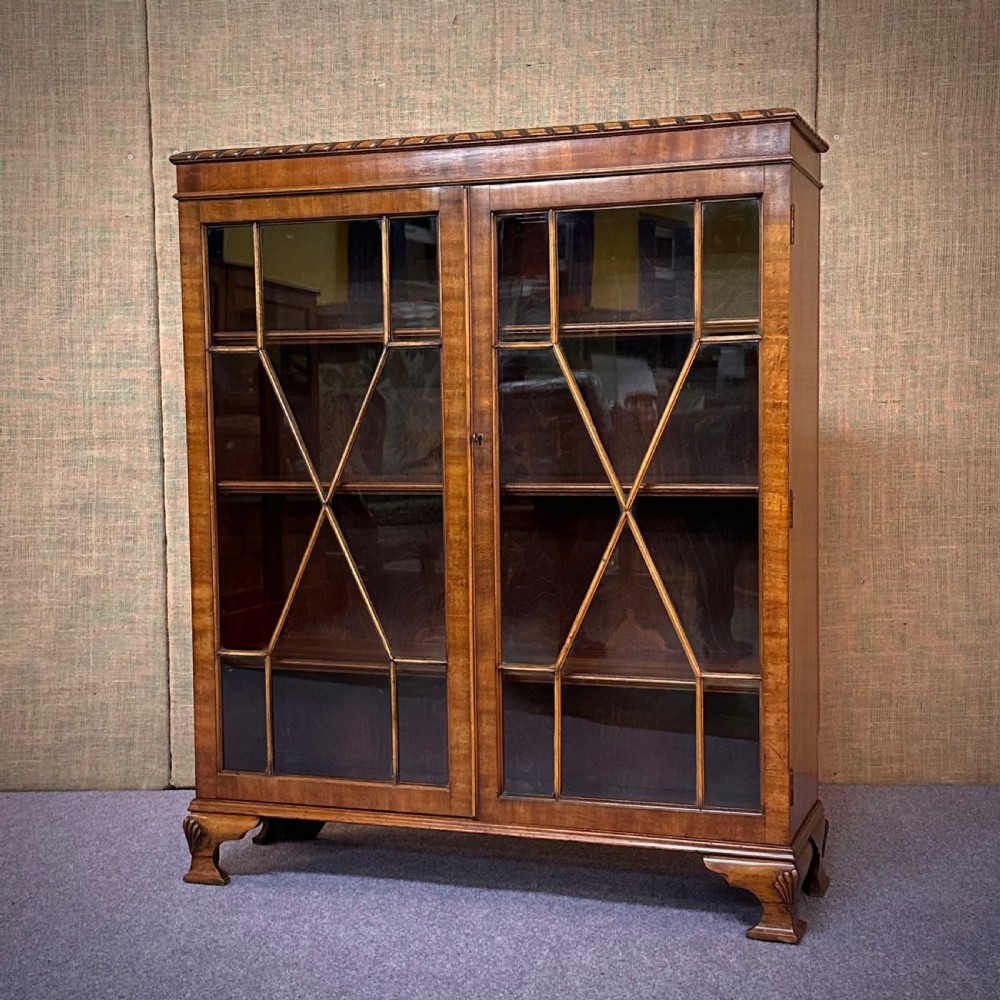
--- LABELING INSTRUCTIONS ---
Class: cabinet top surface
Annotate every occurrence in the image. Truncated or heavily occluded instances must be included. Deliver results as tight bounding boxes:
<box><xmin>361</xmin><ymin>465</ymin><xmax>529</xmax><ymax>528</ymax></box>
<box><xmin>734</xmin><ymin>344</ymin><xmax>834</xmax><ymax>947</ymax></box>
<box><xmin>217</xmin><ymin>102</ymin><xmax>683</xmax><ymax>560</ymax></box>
<box><xmin>171</xmin><ymin>108</ymin><xmax>827</xmax><ymax>164</ymax></box>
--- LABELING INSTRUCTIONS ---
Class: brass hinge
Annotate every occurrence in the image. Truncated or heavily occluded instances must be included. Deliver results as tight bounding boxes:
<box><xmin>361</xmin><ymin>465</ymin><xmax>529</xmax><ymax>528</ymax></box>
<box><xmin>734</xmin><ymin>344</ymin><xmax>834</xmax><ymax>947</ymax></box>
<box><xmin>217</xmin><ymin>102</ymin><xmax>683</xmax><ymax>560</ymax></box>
<box><xmin>790</xmin><ymin>204</ymin><xmax>796</xmax><ymax>245</ymax></box>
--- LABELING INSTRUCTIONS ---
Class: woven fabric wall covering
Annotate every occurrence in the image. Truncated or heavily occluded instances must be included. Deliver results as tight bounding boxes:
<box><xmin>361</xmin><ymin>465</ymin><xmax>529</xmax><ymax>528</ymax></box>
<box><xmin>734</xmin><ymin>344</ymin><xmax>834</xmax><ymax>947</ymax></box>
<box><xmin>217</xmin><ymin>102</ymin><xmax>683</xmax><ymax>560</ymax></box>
<box><xmin>146</xmin><ymin>0</ymin><xmax>817</xmax><ymax>787</ymax></box>
<box><xmin>0</xmin><ymin>1</ymin><xmax>169</xmax><ymax>788</ymax></box>
<box><xmin>818</xmin><ymin>0</ymin><xmax>1000</xmax><ymax>781</ymax></box>
<box><xmin>6</xmin><ymin>0</ymin><xmax>996</xmax><ymax>790</ymax></box>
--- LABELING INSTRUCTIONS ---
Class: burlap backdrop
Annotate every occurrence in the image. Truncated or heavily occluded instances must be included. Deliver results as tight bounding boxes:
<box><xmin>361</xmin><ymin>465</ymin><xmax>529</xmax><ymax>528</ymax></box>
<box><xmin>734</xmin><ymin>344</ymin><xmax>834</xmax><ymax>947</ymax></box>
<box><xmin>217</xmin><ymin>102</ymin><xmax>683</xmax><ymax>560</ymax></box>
<box><xmin>818</xmin><ymin>0</ymin><xmax>1000</xmax><ymax>781</ymax></box>
<box><xmin>1</xmin><ymin>0</ymin><xmax>996</xmax><ymax>788</ymax></box>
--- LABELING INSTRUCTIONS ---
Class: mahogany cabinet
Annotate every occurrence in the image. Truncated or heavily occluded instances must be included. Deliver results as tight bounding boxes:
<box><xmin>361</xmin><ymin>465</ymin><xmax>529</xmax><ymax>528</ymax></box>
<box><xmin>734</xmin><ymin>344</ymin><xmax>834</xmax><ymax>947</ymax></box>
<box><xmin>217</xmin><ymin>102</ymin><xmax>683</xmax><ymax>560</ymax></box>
<box><xmin>174</xmin><ymin>109</ymin><xmax>829</xmax><ymax>942</ymax></box>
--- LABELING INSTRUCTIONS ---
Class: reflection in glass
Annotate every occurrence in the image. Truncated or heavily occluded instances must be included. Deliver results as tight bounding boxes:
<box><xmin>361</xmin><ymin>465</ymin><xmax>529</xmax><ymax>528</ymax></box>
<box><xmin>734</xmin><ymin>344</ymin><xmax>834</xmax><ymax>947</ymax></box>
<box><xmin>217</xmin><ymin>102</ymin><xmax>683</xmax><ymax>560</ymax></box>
<box><xmin>220</xmin><ymin>659</ymin><xmax>266</xmax><ymax>772</ymax></box>
<box><xmin>397</xmin><ymin>671</ymin><xmax>448</xmax><ymax>785</ymax></box>
<box><xmin>216</xmin><ymin>494</ymin><xmax>318</xmax><ymax>650</ymax></box>
<box><xmin>334</xmin><ymin>494</ymin><xmax>446</xmax><ymax>661</ymax></box>
<box><xmin>702</xmin><ymin>200</ymin><xmax>760</xmax><ymax>320</ymax></box>
<box><xmin>207</xmin><ymin>225</ymin><xmax>256</xmax><ymax>337</ymax></box>
<box><xmin>272</xmin><ymin>669</ymin><xmax>392</xmax><ymax>779</ymax></box>
<box><xmin>500</xmin><ymin>497</ymin><xmax>619</xmax><ymax>665</ymax></box>
<box><xmin>497</xmin><ymin>214</ymin><xmax>550</xmax><ymax>336</ymax></box>
<box><xmin>261</xmin><ymin>219</ymin><xmax>383</xmax><ymax>331</ymax></box>
<box><xmin>272</xmin><ymin>519</ymin><xmax>386</xmax><ymax>665</ymax></box>
<box><xmin>704</xmin><ymin>690</ymin><xmax>760</xmax><ymax>809</ymax></box>
<box><xmin>563</xmin><ymin>526</ymin><xmax>691</xmax><ymax>681</ymax></box>
<box><xmin>498</xmin><ymin>348</ymin><xmax>606</xmax><ymax>484</ymax></box>
<box><xmin>265</xmin><ymin>342</ymin><xmax>382</xmax><ymax>485</ymax></box>
<box><xmin>647</xmin><ymin>341</ymin><xmax>759</xmax><ymax>484</ymax></box>
<box><xmin>390</xmin><ymin>216</ymin><xmax>440</xmax><ymax>333</ymax></box>
<box><xmin>561</xmin><ymin>685</ymin><xmax>696</xmax><ymax>804</ymax></box>
<box><xmin>638</xmin><ymin>496</ymin><xmax>758</xmax><ymax>672</ymax></box>
<box><xmin>342</xmin><ymin>348</ymin><xmax>441</xmax><ymax>482</ymax></box>
<box><xmin>212</xmin><ymin>353</ymin><xmax>309</xmax><ymax>482</ymax></box>
<box><xmin>557</xmin><ymin>204</ymin><xmax>694</xmax><ymax>324</ymax></box>
<box><xmin>502</xmin><ymin>675</ymin><xmax>554</xmax><ymax>796</ymax></box>
<box><xmin>561</xmin><ymin>333</ymin><xmax>692</xmax><ymax>486</ymax></box>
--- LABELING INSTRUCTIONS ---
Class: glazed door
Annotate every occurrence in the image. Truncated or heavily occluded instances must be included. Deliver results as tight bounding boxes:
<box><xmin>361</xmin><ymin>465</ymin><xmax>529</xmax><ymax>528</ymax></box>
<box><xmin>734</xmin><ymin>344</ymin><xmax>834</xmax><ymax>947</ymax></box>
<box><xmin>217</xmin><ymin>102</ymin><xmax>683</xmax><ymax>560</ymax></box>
<box><xmin>471</xmin><ymin>169</ymin><xmax>775</xmax><ymax>841</ymax></box>
<box><xmin>182</xmin><ymin>186</ymin><xmax>474</xmax><ymax>816</ymax></box>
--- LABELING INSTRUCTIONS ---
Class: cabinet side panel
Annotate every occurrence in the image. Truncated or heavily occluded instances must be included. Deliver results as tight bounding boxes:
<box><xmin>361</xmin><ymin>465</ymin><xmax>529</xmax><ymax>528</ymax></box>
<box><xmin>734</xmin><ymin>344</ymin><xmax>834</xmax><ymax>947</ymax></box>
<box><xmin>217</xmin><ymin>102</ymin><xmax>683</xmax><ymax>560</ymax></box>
<box><xmin>760</xmin><ymin>167</ymin><xmax>792</xmax><ymax>846</ymax></box>
<box><xmin>788</xmin><ymin>170</ymin><xmax>821</xmax><ymax>834</ymax></box>
<box><xmin>178</xmin><ymin>202</ymin><xmax>221</xmax><ymax>797</ymax></box>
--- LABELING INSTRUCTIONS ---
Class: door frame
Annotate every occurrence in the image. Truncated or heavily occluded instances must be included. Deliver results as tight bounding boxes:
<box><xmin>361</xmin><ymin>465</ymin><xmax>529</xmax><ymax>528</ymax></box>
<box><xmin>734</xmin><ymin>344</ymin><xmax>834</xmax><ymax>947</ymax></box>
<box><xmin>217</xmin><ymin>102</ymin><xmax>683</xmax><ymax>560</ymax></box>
<box><xmin>468</xmin><ymin>166</ymin><xmax>787</xmax><ymax>845</ymax></box>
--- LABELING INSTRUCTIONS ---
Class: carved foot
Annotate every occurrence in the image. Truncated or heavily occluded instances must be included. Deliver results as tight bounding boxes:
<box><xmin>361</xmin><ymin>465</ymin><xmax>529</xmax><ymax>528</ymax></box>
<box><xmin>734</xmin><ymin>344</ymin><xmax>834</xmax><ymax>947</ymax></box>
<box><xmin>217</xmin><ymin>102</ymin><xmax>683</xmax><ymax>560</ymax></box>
<box><xmin>183</xmin><ymin>812</ymin><xmax>260</xmax><ymax>885</ymax></box>
<box><xmin>704</xmin><ymin>858</ymin><xmax>805</xmax><ymax>944</ymax></box>
<box><xmin>253</xmin><ymin>818</ymin><xmax>326</xmax><ymax>845</ymax></box>
<box><xmin>802</xmin><ymin>816</ymin><xmax>831</xmax><ymax>897</ymax></box>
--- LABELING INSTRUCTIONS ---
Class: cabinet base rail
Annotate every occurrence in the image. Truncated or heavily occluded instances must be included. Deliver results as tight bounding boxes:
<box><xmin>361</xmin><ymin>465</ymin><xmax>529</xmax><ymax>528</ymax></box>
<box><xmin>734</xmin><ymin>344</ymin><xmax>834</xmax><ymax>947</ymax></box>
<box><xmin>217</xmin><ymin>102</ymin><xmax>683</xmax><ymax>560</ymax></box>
<box><xmin>182</xmin><ymin>797</ymin><xmax>829</xmax><ymax>943</ymax></box>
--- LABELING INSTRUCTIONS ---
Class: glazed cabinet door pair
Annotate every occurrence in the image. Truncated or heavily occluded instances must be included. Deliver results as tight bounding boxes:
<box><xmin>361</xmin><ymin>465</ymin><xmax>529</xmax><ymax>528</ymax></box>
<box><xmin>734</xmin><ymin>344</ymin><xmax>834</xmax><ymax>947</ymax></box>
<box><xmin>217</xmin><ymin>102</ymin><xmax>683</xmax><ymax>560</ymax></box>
<box><xmin>184</xmin><ymin>166</ymin><xmax>776</xmax><ymax>845</ymax></box>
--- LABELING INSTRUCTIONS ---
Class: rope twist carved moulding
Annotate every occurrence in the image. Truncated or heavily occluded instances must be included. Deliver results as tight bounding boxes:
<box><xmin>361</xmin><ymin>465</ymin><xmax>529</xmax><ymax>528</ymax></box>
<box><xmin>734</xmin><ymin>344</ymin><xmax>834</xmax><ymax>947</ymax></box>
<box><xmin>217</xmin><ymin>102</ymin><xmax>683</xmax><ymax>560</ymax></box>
<box><xmin>170</xmin><ymin>109</ymin><xmax>826</xmax><ymax>162</ymax></box>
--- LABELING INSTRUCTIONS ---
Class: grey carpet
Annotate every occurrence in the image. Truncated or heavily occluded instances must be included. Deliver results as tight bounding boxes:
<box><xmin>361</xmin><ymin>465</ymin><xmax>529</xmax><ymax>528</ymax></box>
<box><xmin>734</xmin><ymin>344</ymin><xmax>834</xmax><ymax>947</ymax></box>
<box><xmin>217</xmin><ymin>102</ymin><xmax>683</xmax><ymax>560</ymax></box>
<box><xmin>1</xmin><ymin>786</ymin><xmax>998</xmax><ymax>999</ymax></box>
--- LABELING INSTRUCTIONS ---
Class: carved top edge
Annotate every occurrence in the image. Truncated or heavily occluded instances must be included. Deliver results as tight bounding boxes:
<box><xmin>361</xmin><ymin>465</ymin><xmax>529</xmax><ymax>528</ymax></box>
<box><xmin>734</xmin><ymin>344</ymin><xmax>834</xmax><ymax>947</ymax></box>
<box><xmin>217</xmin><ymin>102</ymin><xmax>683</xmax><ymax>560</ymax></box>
<box><xmin>171</xmin><ymin>108</ymin><xmax>827</xmax><ymax>164</ymax></box>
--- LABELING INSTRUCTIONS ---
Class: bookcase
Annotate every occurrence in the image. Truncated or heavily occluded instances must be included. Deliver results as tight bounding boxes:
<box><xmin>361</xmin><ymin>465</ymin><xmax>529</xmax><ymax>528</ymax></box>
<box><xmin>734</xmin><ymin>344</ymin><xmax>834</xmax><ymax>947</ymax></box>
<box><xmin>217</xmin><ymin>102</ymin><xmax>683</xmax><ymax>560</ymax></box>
<box><xmin>175</xmin><ymin>109</ymin><xmax>829</xmax><ymax>942</ymax></box>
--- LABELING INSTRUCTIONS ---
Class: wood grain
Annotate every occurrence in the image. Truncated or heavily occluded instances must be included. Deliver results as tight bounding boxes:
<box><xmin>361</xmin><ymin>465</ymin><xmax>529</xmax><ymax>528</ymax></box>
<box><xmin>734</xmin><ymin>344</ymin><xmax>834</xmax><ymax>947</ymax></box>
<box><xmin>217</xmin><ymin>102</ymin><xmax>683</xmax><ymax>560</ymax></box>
<box><xmin>704</xmin><ymin>856</ymin><xmax>805</xmax><ymax>943</ymax></box>
<box><xmin>176</xmin><ymin>112</ymin><xmax>826</xmax><ymax>939</ymax></box>
<box><xmin>788</xmin><ymin>165</ymin><xmax>822</xmax><ymax>834</ymax></box>
<box><xmin>758</xmin><ymin>165</ymin><xmax>793</xmax><ymax>845</ymax></box>
<box><xmin>173</xmin><ymin>119</ymin><xmax>821</xmax><ymax>202</ymax></box>
<box><xmin>178</xmin><ymin>200</ymin><xmax>222</xmax><ymax>798</ymax></box>
<box><xmin>171</xmin><ymin>109</ymin><xmax>826</xmax><ymax>163</ymax></box>
<box><xmin>182</xmin><ymin>811</ymin><xmax>260</xmax><ymax>885</ymax></box>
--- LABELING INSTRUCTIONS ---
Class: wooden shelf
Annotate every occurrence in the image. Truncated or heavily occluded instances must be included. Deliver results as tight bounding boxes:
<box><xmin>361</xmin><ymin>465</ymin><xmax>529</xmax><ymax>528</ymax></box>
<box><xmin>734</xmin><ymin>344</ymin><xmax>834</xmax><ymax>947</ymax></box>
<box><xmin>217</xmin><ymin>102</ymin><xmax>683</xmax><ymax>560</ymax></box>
<box><xmin>210</xmin><ymin>328</ymin><xmax>444</xmax><ymax>344</ymax></box>
<box><xmin>336</xmin><ymin>481</ymin><xmax>443</xmax><ymax>495</ymax></box>
<box><xmin>216</xmin><ymin>480</ymin><xmax>443</xmax><ymax>495</ymax></box>
<box><xmin>264</xmin><ymin>328</ymin><xmax>384</xmax><ymax>342</ymax></box>
<box><xmin>271</xmin><ymin>658</ymin><xmax>390</xmax><ymax>675</ymax></box>
<box><xmin>216</xmin><ymin>481</ymin><xmax>318</xmax><ymax>494</ymax></box>
<box><xmin>498</xmin><ymin>664</ymin><xmax>761</xmax><ymax>690</ymax></box>
<box><xmin>500</xmin><ymin>482</ymin><xmax>759</xmax><ymax>497</ymax></box>
<box><xmin>496</xmin><ymin>320</ymin><xmax>759</xmax><ymax>342</ymax></box>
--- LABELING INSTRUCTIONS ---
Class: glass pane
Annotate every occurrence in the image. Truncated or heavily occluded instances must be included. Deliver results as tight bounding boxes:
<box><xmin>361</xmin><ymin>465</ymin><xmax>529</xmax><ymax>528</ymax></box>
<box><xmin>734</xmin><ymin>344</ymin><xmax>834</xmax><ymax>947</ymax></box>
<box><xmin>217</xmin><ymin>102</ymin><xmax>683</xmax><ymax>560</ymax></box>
<box><xmin>272</xmin><ymin>518</ymin><xmax>386</xmax><ymax>665</ymax></box>
<box><xmin>216</xmin><ymin>494</ymin><xmax>318</xmax><ymax>650</ymax></box>
<box><xmin>397</xmin><ymin>670</ymin><xmax>448</xmax><ymax>785</ymax></box>
<box><xmin>272</xmin><ymin>668</ymin><xmax>391</xmax><ymax>779</ymax></box>
<box><xmin>563</xmin><ymin>525</ymin><xmax>692</xmax><ymax>682</ymax></box>
<box><xmin>207</xmin><ymin>225</ymin><xmax>255</xmax><ymax>338</ymax></box>
<box><xmin>561</xmin><ymin>685</ymin><xmax>696</xmax><ymax>804</ymax></box>
<box><xmin>342</xmin><ymin>347</ymin><xmax>441</xmax><ymax>483</ymax></box>
<box><xmin>638</xmin><ymin>496</ymin><xmax>758</xmax><ymax>672</ymax></box>
<box><xmin>333</xmin><ymin>494</ymin><xmax>446</xmax><ymax>661</ymax></box>
<box><xmin>647</xmin><ymin>341</ymin><xmax>759</xmax><ymax>485</ymax></box>
<box><xmin>212</xmin><ymin>353</ymin><xmax>310</xmax><ymax>483</ymax></box>
<box><xmin>220</xmin><ymin>659</ymin><xmax>266</xmax><ymax>772</ymax></box>
<box><xmin>557</xmin><ymin>204</ymin><xmax>695</xmax><ymax>324</ymax></box>
<box><xmin>502</xmin><ymin>675</ymin><xmax>554</xmax><ymax>796</ymax></box>
<box><xmin>261</xmin><ymin>220</ymin><xmax>383</xmax><ymax>331</ymax></box>
<box><xmin>498</xmin><ymin>348</ymin><xmax>606</xmax><ymax>484</ymax></box>
<box><xmin>702</xmin><ymin>200</ymin><xmax>760</xmax><ymax>320</ymax></box>
<box><xmin>265</xmin><ymin>342</ymin><xmax>382</xmax><ymax>485</ymax></box>
<box><xmin>500</xmin><ymin>496</ymin><xmax>619</xmax><ymax>665</ymax></box>
<box><xmin>497</xmin><ymin>213</ymin><xmax>550</xmax><ymax>338</ymax></box>
<box><xmin>561</xmin><ymin>333</ymin><xmax>692</xmax><ymax>486</ymax></box>
<box><xmin>390</xmin><ymin>216</ymin><xmax>439</xmax><ymax>334</ymax></box>
<box><xmin>704</xmin><ymin>690</ymin><xmax>760</xmax><ymax>809</ymax></box>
